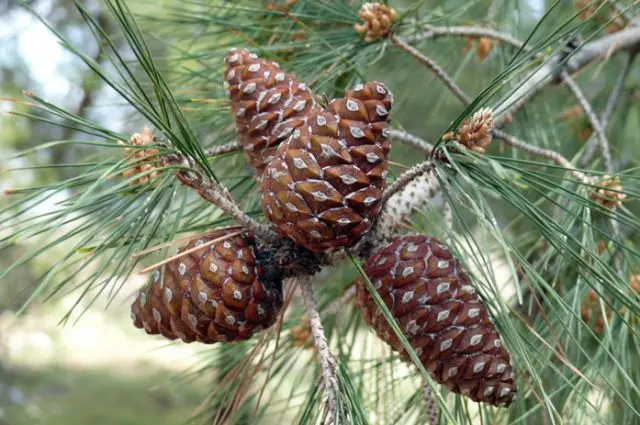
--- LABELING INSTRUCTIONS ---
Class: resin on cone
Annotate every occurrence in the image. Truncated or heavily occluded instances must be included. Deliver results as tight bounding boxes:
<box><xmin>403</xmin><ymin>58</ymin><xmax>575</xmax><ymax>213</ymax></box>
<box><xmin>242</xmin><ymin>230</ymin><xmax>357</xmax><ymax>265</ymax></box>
<box><xmin>261</xmin><ymin>82</ymin><xmax>393</xmax><ymax>252</ymax></box>
<box><xmin>355</xmin><ymin>234</ymin><xmax>516</xmax><ymax>407</ymax></box>
<box><xmin>131</xmin><ymin>229</ymin><xmax>283</xmax><ymax>344</ymax></box>
<box><xmin>224</xmin><ymin>48</ymin><xmax>316</xmax><ymax>175</ymax></box>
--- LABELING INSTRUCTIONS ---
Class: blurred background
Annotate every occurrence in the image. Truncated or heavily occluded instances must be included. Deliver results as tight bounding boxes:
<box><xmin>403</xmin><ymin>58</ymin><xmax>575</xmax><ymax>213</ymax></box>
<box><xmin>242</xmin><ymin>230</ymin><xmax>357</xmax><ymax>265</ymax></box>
<box><xmin>0</xmin><ymin>1</ymin><xmax>211</xmax><ymax>423</ymax></box>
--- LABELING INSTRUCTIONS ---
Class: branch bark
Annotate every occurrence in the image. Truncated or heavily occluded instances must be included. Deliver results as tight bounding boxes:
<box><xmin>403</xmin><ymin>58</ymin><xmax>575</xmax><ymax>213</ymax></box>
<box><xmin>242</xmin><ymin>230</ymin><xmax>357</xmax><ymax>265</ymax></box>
<box><xmin>406</xmin><ymin>24</ymin><xmax>524</xmax><ymax>49</ymax></box>
<box><xmin>165</xmin><ymin>151</ymin><xmax>281</xmax><ymax>243</ymax></box>
<box><xmin>298</xmin><ymin>277</ymin><xmax>341</xmax><ymax>424</ymax></box>
<box><xmin>390</xmin><ymin>34</ymin><xmax>471</xmax><ymax>104</ymax></box>
<box><xmin>581</xmin><ymin>52</ymin><xmax>637</xmax><ymax>166</ymax></box>
<box><xmin>423</xmin><ymin>382</ymin><xmax>439</xmax><ymax>425</ymax></box>
<box><xmin>562</xmin><ymin>71</ymin><xmax>613</xmax><ymax>172</ymax></box>
<box><xmin>204</xmin><ymin>141</ymin><xmax>242</xmax><ymax>157</ymax></box>
<box><xmin>494</xmin><ymin>129</ymin><xmax>590</xmax><ymax>183</ymax></box>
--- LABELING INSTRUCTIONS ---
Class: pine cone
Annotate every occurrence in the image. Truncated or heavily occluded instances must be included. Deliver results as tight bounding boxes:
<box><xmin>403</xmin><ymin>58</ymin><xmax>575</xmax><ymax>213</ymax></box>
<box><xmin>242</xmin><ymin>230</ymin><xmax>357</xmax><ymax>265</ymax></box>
<box><xmin>354</xmin><ymin>234</ymin><xmax>516</xmax><ymax>407</ymax></box>
<box><xmin>354</xmin><ymin>2</ymin><xmax>397</xmax><ymax>42</ymax></box>
<box><xmin>456</xmin><ymin>108</ymin><xmax>494</xmax><ymax>153</ymax></box>
<box><xmin>131</xmin><ymin>229</ymin><xmax>283</xmax><ymax>344</ymax></box>
<box><xmin>119</xmin><ymin>127</ymin><xmax>161</xmax><ymax>185</ymax></box>
<box><xmin>261</xmin><ymin>82</ymin><xmax>393</xmax><ymax>252</ymax></box>
<box><xmin>590</xmin><ymin>175</ymin><xmax>625</xmax><ymax>209</ymax></box>
<box><xmin>224</xmin><ymin>48</ymin><xmax>316</xmax><ymax>175</ymax></box>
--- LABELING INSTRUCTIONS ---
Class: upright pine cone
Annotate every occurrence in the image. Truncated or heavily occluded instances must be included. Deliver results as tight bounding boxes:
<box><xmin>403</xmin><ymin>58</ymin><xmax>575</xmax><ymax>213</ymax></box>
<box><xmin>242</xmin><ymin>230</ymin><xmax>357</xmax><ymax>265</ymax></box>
<box><xmin>354</xmin><ymin>234</ymin><xmax>516</xmax><ymax>407</ymax></box>
<box><xmin>131</xmin><ymin>229</ymin><xmax>283</xmax><ymax>344</ymax></box>
<box><xmin>118</xmin><ymin>127</ymin><xmax>161</xmax><ymax>185</ymax></box>
<box><xmin>445</xmin><ymin>108</ymin><xmax>494</xmax><ymax>153</ymax></box>
<box><xmin>224</xmin><ymin>48</ymin><xmax>316</xmax><ymax>175</ymax></box>
<box><xmin>261</xmin><ymin>82</ymin><xmax>393</xmax><ymax>252</ymax></box>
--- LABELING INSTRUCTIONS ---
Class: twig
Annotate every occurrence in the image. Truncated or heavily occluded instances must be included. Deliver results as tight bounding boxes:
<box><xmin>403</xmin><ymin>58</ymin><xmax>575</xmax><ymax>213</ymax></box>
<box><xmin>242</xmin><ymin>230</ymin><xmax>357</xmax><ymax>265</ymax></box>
<box><xmin>407</xmin><ymin>24</ymin><xmax>524</xmax><ymax>49</ymax></box>
<box><xmin>562</xmin><ymin>71</ymin><xmax>613</xmax><ymax>172</ymax></box>
<box><xmin>390</xmin><ymin>34</ymin><xmax>471</xmax><ymax>104</ymax></box>
<box><xmin>422</xmin><ymin>382</ymin><xmax>439</xmax><ymax>425</ymax></box>
<box><xmin>496</xmin><ymin>26</ymin><xmax>640</xmax><ymax>126</ymax></box>
<box><xmin>564</xmin><ymin>26</ymin><xmax>640</xmax><ymax>75</ymax></box>
<box><xmin>298</xmin><ymin>277</ymin><xmax>341</xmax><ymax>424</ymax></box>
<box><xmin>204</xmin><ymin>140</ymin><xmax>242</xmax><ymax>157</ymax></box>
<box><xmin>494</xmin><ymin>129</ymin><xmax>590</xmax><ymax>183</ymax></box>
<box><xmin>381</xmin><ymin>161</ymin><xmax>435</xmax><ymax>204</ymax></box>
<box><xmin>582</xmin><ymin>53</ymin><xmax>637</xmax><ymax>166</ymax></box>
<box><xmin>167</xmin><ymin>152</ymin><xmax>280</xmax><ymax>243</ymax></box>
<box><xmin>388</xmin><ymin>129</ymin><xmax>434</xmax><ymax>154</ymax></box>
<box><xmin>364</xmin><ymin>164</ymin><xmax>440</xmax><ymax>249</ymax></box>
<box><xmin>324</xmin><ymin>285</ymin><xmax>356</xmax><ymax>316</ymax></box>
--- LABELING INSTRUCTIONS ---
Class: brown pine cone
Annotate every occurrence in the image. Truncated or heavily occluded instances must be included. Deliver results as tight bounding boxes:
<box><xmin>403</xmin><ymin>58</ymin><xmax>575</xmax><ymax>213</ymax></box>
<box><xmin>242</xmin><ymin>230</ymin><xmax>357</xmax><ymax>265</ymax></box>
<box><xmin>354</xmin><ymin>234</ymin><xmax>516</xmax><ymax>407</ymax></box>
<box><xmin>131</xmin><ymin>229</ymin><xmax>283</xmax><ymax>344</ymax></box>
<box><xmin>261</xmin><ymin>82</ymin><xmax>393</xmax><ymax>252</ymax></box>
<box><xmin>224</xmin><ymin>48</ymin><xmax>316</xmax><ymax>175</ymax></box>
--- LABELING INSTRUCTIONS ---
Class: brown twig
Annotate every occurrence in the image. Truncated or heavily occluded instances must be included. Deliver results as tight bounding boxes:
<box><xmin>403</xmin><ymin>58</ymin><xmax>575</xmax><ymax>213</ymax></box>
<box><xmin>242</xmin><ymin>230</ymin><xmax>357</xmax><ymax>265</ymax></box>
<box><xmin>407</xmin><ymin>24</ymin><xmax>525</xmax><ymax>49</ymax></box>
<box><xmin>582</xmin><ymin>52</ymin><xmax>637</xmax><ymax>166</ymax></box>
<box><xmin>388</xmin><ymin>129</ymin><xmax>434</xmax><ymax>154</ymax></box>
<box><xmin>390</xmin><ymin>34</ymin><xmax>472</xmax><ymax>104</ymax></box>
<box><xmin>561</xmin><ymin>71</ymin><xmax>613</xmax><ymax>172</ymax></box>
<box><xmin>493</xmin><ymin>129</ymin><xmax>591</xmax><ymax>183</ymax></box>
<box><xmin>422</xmin><ymin>382</ymin><xmax>439</xmax><ymax>425</ymax></box>
<box><xmin>167</xmin><ymin>152</ymin><xmax>280</xmax><ymax>243</ymax></box>
<box><xmin>204</xmin><ymin>141</ymin><xmax>242</xmax><ymax>157</ymax></box>
<box><xmin>298</xmin><ymin>277</ymin><xmax>341</xmax><ymax>424</ymax></box>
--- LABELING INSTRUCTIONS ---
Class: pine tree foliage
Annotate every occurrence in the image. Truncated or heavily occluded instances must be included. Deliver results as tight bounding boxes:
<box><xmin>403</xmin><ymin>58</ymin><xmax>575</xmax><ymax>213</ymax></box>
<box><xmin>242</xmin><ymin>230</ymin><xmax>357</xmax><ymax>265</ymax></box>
<box><xmin>2</xmin><ymin>0</ymin><xmax>640</xmax><ymax>424</ymax></box>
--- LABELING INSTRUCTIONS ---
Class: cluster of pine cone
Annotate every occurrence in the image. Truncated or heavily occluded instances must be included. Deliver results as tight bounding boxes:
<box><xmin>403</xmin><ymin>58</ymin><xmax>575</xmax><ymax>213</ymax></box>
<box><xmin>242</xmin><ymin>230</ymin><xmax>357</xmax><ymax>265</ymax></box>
<box><xmin>129</xmin><ymin>48</ymin><xmax>516</xmax><ymax>408</ymax></box>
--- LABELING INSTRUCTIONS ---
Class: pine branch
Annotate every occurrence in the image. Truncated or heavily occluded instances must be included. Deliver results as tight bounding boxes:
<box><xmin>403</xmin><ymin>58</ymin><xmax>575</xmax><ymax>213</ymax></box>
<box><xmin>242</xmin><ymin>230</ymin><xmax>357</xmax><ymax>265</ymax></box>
<box><xmin>389</xmin><ymin>34</ymin><xmax>471</xmax><ymax>104</ymax></box>
<box><xmin>361</xmin><ymin>163</ymin><xmax>440</xmax><ymax>250</ymax></box>
<box><xmin>561</xmin><ymin>71</ymin><xmax>613</xmax><ymax>172</ymax></box>
<box><xmin>493</xmin><ymin>129</ymin><xmax>590</xmax><ymax>183</ymax></box>
<box><xmin>405</xmin><ymin>24</ymin><xmax>525</xmax><ymax>49</ymax></box>
<box><xmin>204</xmin><ymin>141</ymin><xmax>242</xmax><ymax>157</ymax></box>
<box><xmin>582</xmin><ymin>52</ymin><xmax>637</xmax><ymax>166</ymax></box>
<box><xmin>497</xmin><ymin>26</ymin><xmax>640</xmax><ymax>124</ymax></box>
<box><xmin>164</xmin><ymin>150</ymin><xmax>281</xmax><ymax>243</ymax></box>
<box><xmin>298</xmin><ymin>277</ymin><xmax>341</xmax><ymax>424</ymax></box>
<box><xmin>388</xmin><ymin>129</ymin><xmax>433</xmax><ymax>154</ymax></box>
<box><xmin>422</xmin><ymin>383</ymin><xmax>439</xmax><ymax>425</ymax></box>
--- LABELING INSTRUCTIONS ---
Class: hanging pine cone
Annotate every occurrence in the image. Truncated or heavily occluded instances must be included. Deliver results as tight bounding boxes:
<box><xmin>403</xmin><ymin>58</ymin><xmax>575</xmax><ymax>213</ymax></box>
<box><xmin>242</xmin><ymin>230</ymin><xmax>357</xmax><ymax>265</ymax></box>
<box><xmin>354</xmin><ymin>234</ymin><xmax>516</xmax><ymax>407</ymax></box>
<box><xmin>224</xmin><ymin>48</ymin><xmax>316</xmax><ymax>175</ymax></box>
<box><xmin>131</xmin><ymin>229</ymin><xmax>284</xmax><ymax>344</ymax></box>
<box><xmin>261</xmin><ymin>82</ymin><xmax>393</xmax><ymax>252</ymax></box>
<box><xmin>118</xmin><ymin>127</ymin><xmax>161</xmax><ymax>185</ymax></box>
